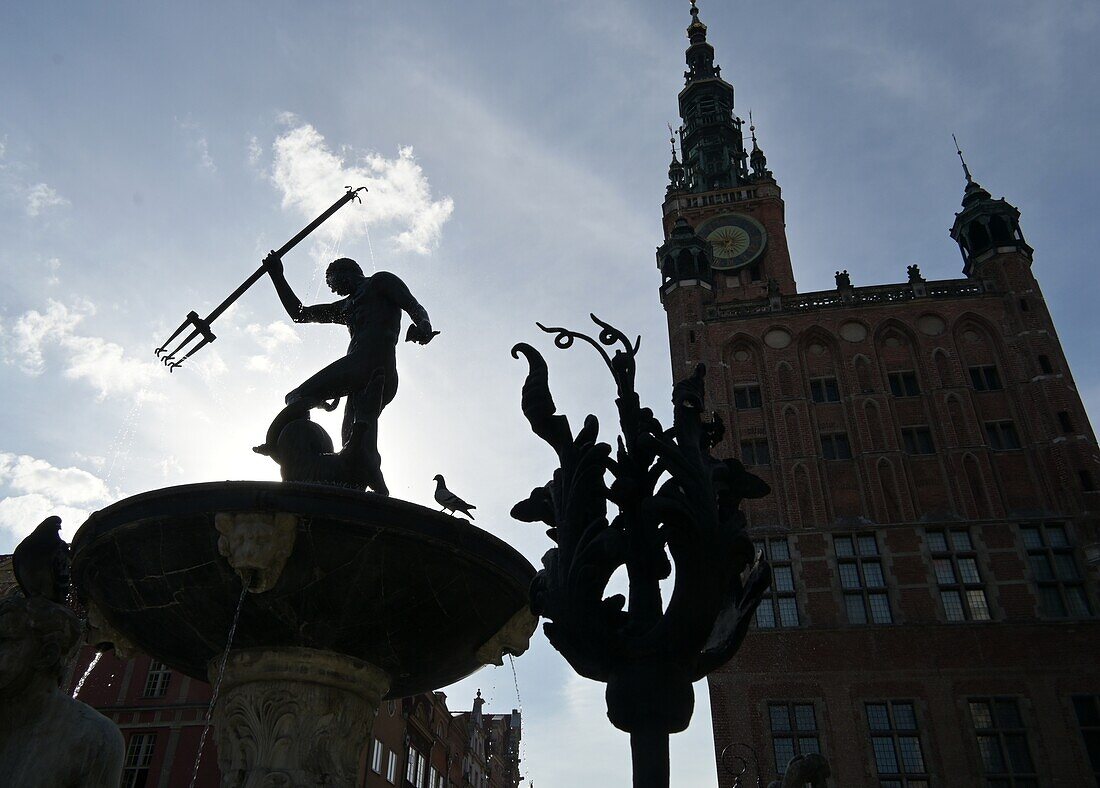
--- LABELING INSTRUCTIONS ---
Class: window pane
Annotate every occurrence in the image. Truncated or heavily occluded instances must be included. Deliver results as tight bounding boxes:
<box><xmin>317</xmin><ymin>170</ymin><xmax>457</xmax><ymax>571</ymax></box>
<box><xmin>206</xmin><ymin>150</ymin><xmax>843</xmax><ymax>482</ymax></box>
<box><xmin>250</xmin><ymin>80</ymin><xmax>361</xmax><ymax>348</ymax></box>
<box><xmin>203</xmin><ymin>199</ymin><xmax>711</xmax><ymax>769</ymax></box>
<box><xmin>970</xmin><ymin>701</ymin><xmax>994</xmax><ymax>729</ymax></box>
<box><xmin>933</xmin><ymin>558</ymin><xmax>956</xmax><ymax>585</ymax></box>
<box><xmin>867</xmin><ymin>703</ymin><xmax>891</xmax><ymax>731</ymax></box>
<box><xmin>966</xmin><ymin>589</ymin><xmax>992</xmax><ymax>621</ymax></box>
<box><xmin>846</xmin><ymin>594</ymin><xmax>867</xmax><ymax>624</ymax></box>
<box><xmin>778</xmin><ymin>597</ymin><xmax>800</xmax><ymax>627</ymax></box>
<box><xmin>756</xmin><ymin>601</ymin><xmax>776</xmax><ymax>628</ymax></box>
<box><xmin>864</xmin><ymin>562</ymin><xmax>885</xmax><ymax>588</ymax></box>
<box><xmin>769</xmin><ymin>538</ymin><xmax>791</xmax><ymax>561</ymax></box>
<box><xmin>835</xmin><ymin>537</ymin><xmax>855</xmax><ymax>557</ymax></box>
<box><xmin>1020</xmin><ymin>527</ymin><xmax>1043</xmax><ymax>550</ymax></box>
<box><xmin>869</xmin><ymin>593</ymin><xmax>893</xmax><ymax>624</ymax></box>
<box><xmin>1046</xmin><ymin>525</ymin><xmax>1068</xmax><ymax>547</ymax></box>
<box><xmin>1053</xmin><ymin>553</ymin><xmax>1079</xmax><ymax>581</ymax></box>
<box><xmin>871</xmin><ymin>736</ymin><xmax>899</xmax><ymax>774</ymax></box>
<box><xmin>773</xmin><ymin>566</ymin><xmax>794</xmax><ymax>593</ymax></box>
<box><xmin>993</xmin><ymin>699</ymin><xmax>1023</xmax><ymax>729</ymax></box>
<box><xmin>1028</xmin><ymin>555</ymin><xmax>1053</xmax><ymax>581</ymax></box>
<box><xmin>950</xmin><ymin>530</ymin><xmax>973</xmax><ymax>552</ymax></box>
<box><xmin>1073</xmin><ymin>695</ymin><xmax>1100</xmax><ymax>727</ymax></box>
<box><xmin>1004</xmin><ymin>733</ymin><xmax>1034</xmax><ymax>773</ymax></box>
<box><xmin>898</xmin><ymin>736</ymin><xmax>925</xmax><ymax>773</ymax></box>
<box><xmin>770</xmin><ymin>704</ymin><xmax>792</xmax><ymax>732</ymax></box>
<box><xmin>794</xmin><ymin>704</ymin><xmax>816</xmax><ymax>731</ymax></box>
<box><xmin>773</xmin><ymin>738</ymin><xmax>795</xmax><ymax>772</ymax></box>
<box><xmin>893</xmin><ymin>703</ymin><xmax>917</xmax><ymax>730</ymax></box>
<box><xmin>957</xmin><ymin>558</ymin><xmax>981</xmax><ymax>584</ymax></box>
<box><xmin>977</xmin><ymin>735</ymin><xmax>1005</xmax><ymax>772</ymax></box>
<box><xmin>798</xmin><ymin>736</ymin><xmax>820</xmax><ymax>754</ymax></box>
<box><xmin>926</xmin><ymin>531</ymin><xmax>948</xmax><ymax>552</ymax></box>
<box><xmin>1040</xmin><ymin>586</ymin><xmax>1067</xmax><ymax>616</ymax></box>
<box><xmin>1065</xmin><ymin>586</ymin><xmax>1091</xmax><ymax>617</ymax></box>
<box><xmin>941</xmin><ymin>591</ymin><xmax>964</xmax><ymax>621</ymax></box>
<box><xmin>840</xmin><ymin>563</ymin><xmax>862</xmax><ymax>589</ymax></box>
<box><xmin>857</xmin><ymin>535</ymin><xmax>878</xmax><ymax>556</ymax></box>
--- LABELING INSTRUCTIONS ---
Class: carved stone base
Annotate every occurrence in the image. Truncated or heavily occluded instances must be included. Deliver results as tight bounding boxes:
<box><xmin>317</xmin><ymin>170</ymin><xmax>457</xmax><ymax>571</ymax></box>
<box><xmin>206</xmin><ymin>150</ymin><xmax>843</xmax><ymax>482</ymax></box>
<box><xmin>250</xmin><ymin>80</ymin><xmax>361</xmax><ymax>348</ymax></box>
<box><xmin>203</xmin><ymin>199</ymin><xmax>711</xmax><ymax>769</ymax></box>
<box><xmin>210</xmin><ymin>648</ymin><xmax>390</xmax><ymax>787</ymax></box>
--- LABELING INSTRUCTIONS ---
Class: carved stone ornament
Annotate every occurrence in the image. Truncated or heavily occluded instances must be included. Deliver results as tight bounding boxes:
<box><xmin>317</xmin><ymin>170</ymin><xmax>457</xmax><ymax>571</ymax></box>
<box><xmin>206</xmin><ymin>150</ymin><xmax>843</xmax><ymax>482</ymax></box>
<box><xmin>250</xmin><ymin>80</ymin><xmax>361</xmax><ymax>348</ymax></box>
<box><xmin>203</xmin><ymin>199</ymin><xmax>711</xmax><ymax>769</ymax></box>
<box><xmin>210</xmin><ymin>647</ymin><xmax>390</xmax><ymax>788</ymax></box>
<box><xmin>475</xmin><ymin>606</ymin><xmax>539</xmax><ymax>666</ymax></box>
<box><xmin>84</xmin><ymin>600</ymin><xmax>137</xmax><ymax>659</ymax></box>
<box><xmin>214</xmin><ymin>512</ymin><xmax>298</xmax><ymax>593</ymax></box>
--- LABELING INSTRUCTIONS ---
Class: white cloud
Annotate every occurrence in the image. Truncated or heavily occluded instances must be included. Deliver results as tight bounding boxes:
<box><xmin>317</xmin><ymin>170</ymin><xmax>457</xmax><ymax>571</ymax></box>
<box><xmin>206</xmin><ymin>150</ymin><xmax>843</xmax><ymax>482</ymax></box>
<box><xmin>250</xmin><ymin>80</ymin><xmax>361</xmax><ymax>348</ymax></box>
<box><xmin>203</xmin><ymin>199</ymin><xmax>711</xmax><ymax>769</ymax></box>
<box><xmin>0</xmin><ymin>452</ymin><xmax>115</xmax><ymax>542</ymax></box>
<box><xmin>247</xmin><ymin>135</ymin><xmax>263</xmax><ymax>167</ymax></box>
<box><xmin>270</xmin><ymin>122</ymin><xmax>454</xmax><ymax>254</ymax></box>
<box><xmin>25</xmin><ymin>182</ymin><xmax>69</xmax><ymax>216</ymax></box>
<box><xmin>244</xmin><ymin>320</ymin><xmax>300</xmax><ymax>373</ymax></box>
<box><xmin>176</xmin><ymin>116</ymin><xmax>217</xmax><ymax>173</ymax></box>
<box><xmin>45</xmin><ymin>257</ymin><xmax>61</xmax><ymax>286</ymax></box>
<box><xmin>3</xmin><ymin>299</ymin><xmax>163</xmax><ymax>402</ymax></box>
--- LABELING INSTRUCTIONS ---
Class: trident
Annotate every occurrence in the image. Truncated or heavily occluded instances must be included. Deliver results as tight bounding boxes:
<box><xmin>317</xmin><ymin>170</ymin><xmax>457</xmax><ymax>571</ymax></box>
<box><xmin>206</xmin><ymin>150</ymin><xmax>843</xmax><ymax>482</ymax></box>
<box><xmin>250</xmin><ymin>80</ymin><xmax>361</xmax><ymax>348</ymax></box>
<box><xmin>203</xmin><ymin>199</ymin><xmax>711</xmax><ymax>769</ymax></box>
<box><xmin>154</xmin><ymin>186</ymin><xmax>367</xmax><ymax>371</ymax></box>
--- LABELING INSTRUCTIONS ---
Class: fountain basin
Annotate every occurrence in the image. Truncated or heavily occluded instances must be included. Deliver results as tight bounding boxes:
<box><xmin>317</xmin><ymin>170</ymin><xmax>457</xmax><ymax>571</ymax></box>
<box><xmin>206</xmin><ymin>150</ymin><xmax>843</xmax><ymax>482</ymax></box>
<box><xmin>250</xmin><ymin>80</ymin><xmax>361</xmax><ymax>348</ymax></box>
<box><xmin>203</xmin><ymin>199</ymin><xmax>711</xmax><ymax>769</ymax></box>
<box><xmin>71</xmin><ymin>482</ymin><xmax>536</xmax><ymax>698</ymax></box>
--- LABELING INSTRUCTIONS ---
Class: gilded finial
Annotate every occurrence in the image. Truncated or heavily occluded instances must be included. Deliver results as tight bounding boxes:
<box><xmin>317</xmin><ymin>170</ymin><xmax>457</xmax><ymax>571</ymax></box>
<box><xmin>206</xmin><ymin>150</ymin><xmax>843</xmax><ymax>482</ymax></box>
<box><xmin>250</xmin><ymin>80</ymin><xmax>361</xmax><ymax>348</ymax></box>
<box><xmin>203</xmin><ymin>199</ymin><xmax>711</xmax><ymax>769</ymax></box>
<box><xmin>953</xmin><ymin>133</ymin><xmax>973</xmax><ymax>184</ymax></box>
<box><xmin>749</xmin><ymin>110</ymin><xmax>758</xmax><ymax>148</ymax></box>
<box><xmin>668</xmin><ymin>123</ymin><xmax>678</xmax><ymax>158</ymax></box>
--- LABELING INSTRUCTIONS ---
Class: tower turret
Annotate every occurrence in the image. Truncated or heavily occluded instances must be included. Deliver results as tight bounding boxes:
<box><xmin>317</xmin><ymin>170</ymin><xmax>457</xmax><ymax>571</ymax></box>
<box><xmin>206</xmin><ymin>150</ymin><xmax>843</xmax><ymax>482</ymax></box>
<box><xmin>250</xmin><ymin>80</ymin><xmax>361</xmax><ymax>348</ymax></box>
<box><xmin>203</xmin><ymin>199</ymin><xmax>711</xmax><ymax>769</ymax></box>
<box><xmin>949</xmin><ymin>138</ymin><xmax>1032</xmax><ymax>276</ymax></box>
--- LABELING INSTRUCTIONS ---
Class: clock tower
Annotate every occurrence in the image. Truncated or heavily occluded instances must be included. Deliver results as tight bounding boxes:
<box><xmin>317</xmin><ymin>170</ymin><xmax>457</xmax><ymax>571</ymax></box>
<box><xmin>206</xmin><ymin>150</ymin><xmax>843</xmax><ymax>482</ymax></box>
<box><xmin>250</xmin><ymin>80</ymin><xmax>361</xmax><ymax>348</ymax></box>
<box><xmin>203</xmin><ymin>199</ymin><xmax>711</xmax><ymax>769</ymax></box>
<box><xmin>659</xmin><ymin>1</ymin><xmax>796</xmax><ymax>304</ymax></box>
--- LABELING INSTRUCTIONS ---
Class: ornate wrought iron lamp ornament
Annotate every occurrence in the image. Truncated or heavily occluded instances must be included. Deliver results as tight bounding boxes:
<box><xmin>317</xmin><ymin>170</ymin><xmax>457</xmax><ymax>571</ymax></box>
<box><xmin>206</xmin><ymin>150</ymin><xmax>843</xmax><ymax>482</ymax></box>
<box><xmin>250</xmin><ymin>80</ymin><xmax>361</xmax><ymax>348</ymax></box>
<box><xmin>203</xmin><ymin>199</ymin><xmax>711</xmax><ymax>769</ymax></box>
<box><xmin>511</xmin><ymin>315</ymin><xmax>773</xmax><ymax>788</ymax></box>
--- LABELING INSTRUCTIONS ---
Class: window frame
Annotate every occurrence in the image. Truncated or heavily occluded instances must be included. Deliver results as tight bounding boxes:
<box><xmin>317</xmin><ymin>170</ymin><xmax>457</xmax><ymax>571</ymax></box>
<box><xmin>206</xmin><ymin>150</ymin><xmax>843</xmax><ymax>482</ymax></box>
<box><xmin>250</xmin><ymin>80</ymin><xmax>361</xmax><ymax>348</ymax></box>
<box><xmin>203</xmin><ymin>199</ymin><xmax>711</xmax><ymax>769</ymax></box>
<box><xmin>984</xmin><ymin>420</ymin><xmax>1021</xmax><ymax>451</ymax></box>
<box><xmin>925</xmin><ymin>528</ymin><xmax>992</xmax><ymax>622</ymax></box>
<box><xmin>1072</xmin><ymin>695</ymin><xmax>1100</xmax><ymax>783</ymax></box>
<box><xmin>121</xmin><ymin>733</ymin><xmax>157</xmax><ymax>788</ymax></box>
<box><xmin>865</xmin><ymin>700</ymin><xmax>931</xmax><ymax>787</ymax></box>
<box><xmin>969</xmin><ymin>365</ymin><xmax>1003</xmax><ymax>392</ymax></box>
<box><xmin>753</xmin><ymin>537</ymin><xmax>800</xmax><ymax>628</ymax></box>
<box><xmin>834</xmin><ymin>534</ymin><xmax>892</xmax><ymax>625</ymax></box>
<box><xmin>740</xmin><ymin>438</ymin><xmax>771</xmax><ymax>466</ymax></box>
<box><xmin>1020</xmin><ymin>523</ymin><xmax>1091</xmax><ymax>619</ymax></box>
<box><xmin>767</xmin><ymin>700</ymin><xmax>822</xmax><ymax>775</ymax></box>
<box><xmin>141</xmin><ymin>660</ymin><xmax>172</xmax><ymax>698</ymax></box>
<box><xmin>968</xmin><ymin>697</ymin><xmax>1038</xmax><ymax>786</ymax></box>
<box><xmin>733</xmin><ymin>383</ymin><xmax>764</xmax><ymax>410</ymax></box>
<box><xmin>888</xmin><ymin>370</ymin><xmax>921</xmax><ymax>398</ymax></box>
<box><xmin>809</xmin><ymin>376</ymin><xmax>841</xmax><ymax>404</ymax></box>
<box><xmin>901</xmin><ymin>426</ymin><xmax>935</xmax><ymax>455</ymax></box>
<box><xmin>821</xmin><ymin>432</ymin><xmax>853</xmax><ymax>460</ymax></box>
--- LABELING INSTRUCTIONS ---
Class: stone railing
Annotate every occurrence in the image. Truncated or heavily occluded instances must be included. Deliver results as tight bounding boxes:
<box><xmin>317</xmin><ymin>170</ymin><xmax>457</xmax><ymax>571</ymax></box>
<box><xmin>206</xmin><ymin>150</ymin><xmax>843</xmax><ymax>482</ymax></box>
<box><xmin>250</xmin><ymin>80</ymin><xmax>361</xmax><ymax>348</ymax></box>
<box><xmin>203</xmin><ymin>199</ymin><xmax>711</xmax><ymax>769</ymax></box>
<box><xmin>707</xmin><ymin>278</ymin><xmax>993</xmax><ymax>320</ymax></box>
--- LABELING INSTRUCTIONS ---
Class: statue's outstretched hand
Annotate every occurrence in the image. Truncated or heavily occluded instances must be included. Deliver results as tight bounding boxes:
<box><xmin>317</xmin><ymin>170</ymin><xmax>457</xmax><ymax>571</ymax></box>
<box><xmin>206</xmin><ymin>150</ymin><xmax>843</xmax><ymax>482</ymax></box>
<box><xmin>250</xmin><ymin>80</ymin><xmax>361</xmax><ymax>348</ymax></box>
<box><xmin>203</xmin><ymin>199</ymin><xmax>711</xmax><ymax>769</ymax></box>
<box><xmin>405</xmin><ymin>322</ymin><xmax>440</xmax><ymax>345</ymax></box>
<box><xmin>263</xmin><ymin>251</ymin><xmax>284</xmax><ymax>276</ymax></box>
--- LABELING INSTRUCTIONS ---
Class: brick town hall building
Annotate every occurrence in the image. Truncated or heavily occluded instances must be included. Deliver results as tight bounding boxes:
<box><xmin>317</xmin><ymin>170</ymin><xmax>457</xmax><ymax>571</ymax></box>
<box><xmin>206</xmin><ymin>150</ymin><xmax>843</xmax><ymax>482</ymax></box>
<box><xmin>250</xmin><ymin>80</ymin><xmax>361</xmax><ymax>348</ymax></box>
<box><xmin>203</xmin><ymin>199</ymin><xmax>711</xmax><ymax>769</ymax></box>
<box><xmin>658</xmin><ymin>4</ymin><xmax>1100</xmax><ymax>787</ymax></box>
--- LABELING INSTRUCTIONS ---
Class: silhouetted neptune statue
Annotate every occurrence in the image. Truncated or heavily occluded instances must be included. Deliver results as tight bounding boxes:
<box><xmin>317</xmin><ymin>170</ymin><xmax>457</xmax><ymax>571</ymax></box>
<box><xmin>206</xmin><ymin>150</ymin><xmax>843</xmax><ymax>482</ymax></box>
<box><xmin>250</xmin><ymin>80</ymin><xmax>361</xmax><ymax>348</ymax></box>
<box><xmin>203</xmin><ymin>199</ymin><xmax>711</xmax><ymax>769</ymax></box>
<box><xmin>254</xmin><ymin>253</ymin><xmax>437</xmax><ymax>494</ymax></box>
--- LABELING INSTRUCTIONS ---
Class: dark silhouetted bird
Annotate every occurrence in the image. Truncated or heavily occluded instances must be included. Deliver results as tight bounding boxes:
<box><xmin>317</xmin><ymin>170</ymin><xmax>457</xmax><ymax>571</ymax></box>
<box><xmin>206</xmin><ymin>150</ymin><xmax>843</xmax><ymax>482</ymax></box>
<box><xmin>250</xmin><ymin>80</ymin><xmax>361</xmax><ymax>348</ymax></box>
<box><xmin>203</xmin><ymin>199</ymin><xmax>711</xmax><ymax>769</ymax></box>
<box><xmin>433</xmin><ymin>475</ymin><xmax>476</xmax><ymax>520</ymax></box>
<box><xmin>13</xmin><ymin>515</ymin><xmax>70</xmax><ymax>603</ymax></box>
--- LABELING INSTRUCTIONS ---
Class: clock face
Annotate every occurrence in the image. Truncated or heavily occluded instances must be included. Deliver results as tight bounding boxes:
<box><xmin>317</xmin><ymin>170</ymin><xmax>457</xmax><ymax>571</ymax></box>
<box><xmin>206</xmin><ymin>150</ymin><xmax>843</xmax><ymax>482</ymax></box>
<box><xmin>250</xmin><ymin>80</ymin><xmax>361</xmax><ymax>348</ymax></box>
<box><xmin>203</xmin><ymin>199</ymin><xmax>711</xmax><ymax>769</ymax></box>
<box><xmin>699</xmin><ymin>213</ymin><xmax>767</xmax><ymax>270</ymax></box>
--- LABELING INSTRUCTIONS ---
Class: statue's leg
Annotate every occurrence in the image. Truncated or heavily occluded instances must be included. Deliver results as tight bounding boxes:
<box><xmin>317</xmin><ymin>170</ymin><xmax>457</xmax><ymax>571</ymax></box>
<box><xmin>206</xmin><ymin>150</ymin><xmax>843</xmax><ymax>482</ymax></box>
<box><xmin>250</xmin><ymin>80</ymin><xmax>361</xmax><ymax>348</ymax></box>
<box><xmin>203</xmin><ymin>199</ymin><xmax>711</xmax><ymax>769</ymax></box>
<box><xmin>342</xmin><ymin>366</ymin><xmax>398</xmax><ymax>495</ymax></box>
<box><xmin>284</xmin><ymin>353</ymin><xmax>366</xmax><ymax>407</ymax></box>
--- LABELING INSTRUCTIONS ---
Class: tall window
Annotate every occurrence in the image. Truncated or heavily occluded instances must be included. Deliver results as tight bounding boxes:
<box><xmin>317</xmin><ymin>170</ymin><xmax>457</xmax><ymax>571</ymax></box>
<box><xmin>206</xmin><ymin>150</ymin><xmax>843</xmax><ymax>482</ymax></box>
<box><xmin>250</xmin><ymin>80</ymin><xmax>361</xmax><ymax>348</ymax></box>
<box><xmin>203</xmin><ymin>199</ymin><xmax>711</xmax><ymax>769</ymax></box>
<box><xmin>371</xmin><ymin>740</ymin><xmax>384</xmax><ymax>774</ymax></box>
<box><xmin>734</xmin><ymin>383</ymin><xmax>763</xmax><ymax>409</ymax></box>
<box><xmin>753</xmin><ymin>537</ymin><xmax>799</xmax><ymax>628</ymax></box>
<box><xmin>969</xmin><ymin>365</ymin><xmax>1003</xmax><ymax>391</ymax></box>
<box><xmin>121</xmin><ymin>733</ymin><xmax>156</xmax><ymax>788</ymax></box>
<box><xmin>1037</xmin><ymin>354</ymin><xmax>1053</xmax><ymax>375</ymax></box>
<box><xmin>888</xmin><ymin>371</ymin><xmax>920</xmax><ymax>397</ymax></box>
<box><xmin>866</xmin><ymin>701</ymin><xmax>929</xmax><ymax>787</ymax></box>
<box><xmin>1072</xmin><ymin>695</ymin><xmax>1100</xmax><ymax>783</ymax></box>
<box><xmin>740</xmin><ymin>438</ymin><xmax>771</xmax><ymax>466</ymax></box>
<box><xmin>1021</xmin><ymin>523</ymin><xmax>1091</xmax><ymax>617</ymax></box>
<box><xmin>926</xmin><ymin>529</ymin><xmax>991</xmax><ymax>621</ymax></box>
<box><xmin>901</xmin><ymin>426</ymin><xmax>935</xmax><ymax>455</ymax></box>
<box><xmin>969</xmin><ymin>698</ymin><xmax>1038</xmax><ymax>787</ymax></box>
<box><xmin>835</xmin><ymin>534</ymin><xmax>892</xmax><ymax>624</ymax></box>
<box><xmin>1057</xmin><ymin>411</ymin><xmax>1074</xmax><ymax>433</ymax></box>
<box><xmin>821</xmin><ymin>432</ymin><xmax>853</xmax><ymax>460</ymax></box>
<box><xmin>387</xmin><ymin>750</ymin><xmax>398</xmax><ymax>784</ymax></box>
<box><xmin>984</xmin><ymin>421</ymin><xmax>1021</xmax><ymax>451</ymax></box>
<box><xmin>810</xmin><ymin>376</ymin><xmax>840</xmax><ymax>403</ymax></box>
<box><xmin>142</xmin><ymin>660</ymin><xmax>171</xmax><ymax>698</ymax></box>
<box><xmin>768</xmin><ymin>702</ymin><xmax>820</xmax><ymax>775</ymax></box>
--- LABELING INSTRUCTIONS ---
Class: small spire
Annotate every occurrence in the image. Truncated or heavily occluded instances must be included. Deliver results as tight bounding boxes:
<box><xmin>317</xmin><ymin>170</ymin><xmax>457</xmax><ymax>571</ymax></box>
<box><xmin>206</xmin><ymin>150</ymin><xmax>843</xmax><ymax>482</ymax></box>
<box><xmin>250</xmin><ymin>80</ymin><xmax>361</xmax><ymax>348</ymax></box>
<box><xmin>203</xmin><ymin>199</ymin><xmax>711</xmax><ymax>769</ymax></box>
<box><xmin>749</xmin><ymin>110</ymin><xmax>759</xmax><ymax>151</ymax></box>
<box><xmin>668</xmin><ymin>122</ymin><xmax>679</xmax><ymax>159</ymax></box>
<box><xmin>953</xmin><ymin>133</ymin><xmax>973</xmax><ymax>184</ymax></box>
<box><xmin>687</xmin><ymin>0</ymin><xmax>707</xmax><ymax>44</ymax></box>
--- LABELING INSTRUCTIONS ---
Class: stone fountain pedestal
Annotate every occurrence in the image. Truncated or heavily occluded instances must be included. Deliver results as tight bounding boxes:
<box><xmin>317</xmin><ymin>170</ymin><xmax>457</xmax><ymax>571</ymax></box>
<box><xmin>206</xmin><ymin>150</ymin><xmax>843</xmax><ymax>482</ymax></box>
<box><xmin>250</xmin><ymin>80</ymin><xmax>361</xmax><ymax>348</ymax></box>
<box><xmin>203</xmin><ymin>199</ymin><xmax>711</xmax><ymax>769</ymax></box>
<box><xmin>71</xmin><ymin>482</ymin><xmax>537</xmax><ymax>787</ymax></box>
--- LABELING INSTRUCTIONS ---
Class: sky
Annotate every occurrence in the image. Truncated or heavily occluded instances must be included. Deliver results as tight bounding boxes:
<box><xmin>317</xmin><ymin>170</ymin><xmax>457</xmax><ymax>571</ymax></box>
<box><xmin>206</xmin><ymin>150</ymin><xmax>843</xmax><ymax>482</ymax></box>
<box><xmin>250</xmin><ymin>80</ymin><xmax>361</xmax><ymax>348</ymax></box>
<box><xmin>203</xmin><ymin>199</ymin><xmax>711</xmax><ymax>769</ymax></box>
<box><xmin>2</xmin><ymin>1</ymin><xmax>1099</xmax><ymax>785</ymax></box>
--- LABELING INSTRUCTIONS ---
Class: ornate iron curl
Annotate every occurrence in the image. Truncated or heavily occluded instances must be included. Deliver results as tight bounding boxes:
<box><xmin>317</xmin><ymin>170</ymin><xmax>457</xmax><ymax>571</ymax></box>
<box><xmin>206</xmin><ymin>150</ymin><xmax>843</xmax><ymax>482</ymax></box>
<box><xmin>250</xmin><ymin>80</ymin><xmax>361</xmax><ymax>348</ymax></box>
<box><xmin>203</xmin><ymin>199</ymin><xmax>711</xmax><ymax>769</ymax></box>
<box><xmin>511</xmin><ymin>315</ymin><xmax>772</xmax><ymax>788</ymax></box>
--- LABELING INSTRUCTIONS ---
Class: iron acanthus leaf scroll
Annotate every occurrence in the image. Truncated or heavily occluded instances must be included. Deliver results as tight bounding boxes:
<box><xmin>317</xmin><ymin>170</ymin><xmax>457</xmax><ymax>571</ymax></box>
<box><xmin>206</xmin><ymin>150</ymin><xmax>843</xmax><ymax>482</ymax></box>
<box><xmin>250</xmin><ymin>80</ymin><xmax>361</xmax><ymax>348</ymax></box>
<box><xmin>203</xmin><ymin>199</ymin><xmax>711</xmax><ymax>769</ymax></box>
<box><xmin>511</xmin><ymin>315</ymin><xmax>772</xmax><ymax>736</ymax></box>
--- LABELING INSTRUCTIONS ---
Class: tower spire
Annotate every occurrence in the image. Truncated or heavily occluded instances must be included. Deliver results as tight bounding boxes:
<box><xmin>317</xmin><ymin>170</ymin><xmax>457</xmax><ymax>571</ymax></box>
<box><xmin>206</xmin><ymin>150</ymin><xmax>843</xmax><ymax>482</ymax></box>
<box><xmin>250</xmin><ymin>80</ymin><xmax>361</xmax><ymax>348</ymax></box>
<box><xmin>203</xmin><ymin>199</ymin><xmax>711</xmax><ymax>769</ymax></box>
<box><xmin>953</xmin><ymin>133</ymin><xmax>973</xmax><ymax>184</ymax></box>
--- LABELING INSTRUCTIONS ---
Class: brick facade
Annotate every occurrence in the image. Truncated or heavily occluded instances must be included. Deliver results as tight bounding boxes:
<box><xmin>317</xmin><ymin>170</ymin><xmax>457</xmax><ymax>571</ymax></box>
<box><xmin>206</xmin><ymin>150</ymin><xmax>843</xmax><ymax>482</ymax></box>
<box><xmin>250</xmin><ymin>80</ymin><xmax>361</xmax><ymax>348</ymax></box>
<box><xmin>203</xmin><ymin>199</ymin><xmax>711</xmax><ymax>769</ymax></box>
<box><xmin>659</xmin><ymin>5</ymin><xmax>1100</xmax><ymax>787</ymax></box>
